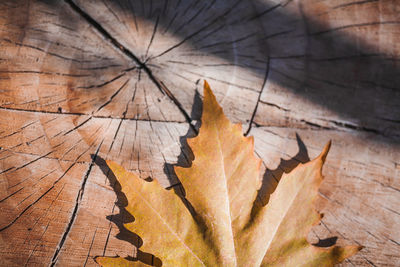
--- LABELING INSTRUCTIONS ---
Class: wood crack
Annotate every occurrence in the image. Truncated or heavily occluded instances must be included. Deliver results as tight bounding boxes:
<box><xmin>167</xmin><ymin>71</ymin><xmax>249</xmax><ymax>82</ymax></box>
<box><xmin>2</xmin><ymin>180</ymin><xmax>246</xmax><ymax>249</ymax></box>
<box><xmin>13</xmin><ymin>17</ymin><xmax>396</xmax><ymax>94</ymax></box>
<box><xmin>259</xmin><ymin>100</ymin><xmax>290</xmax><ymax>112</ymax></box>
<box><xmin>64</xmin><ymin>0</ymin><xmax>195</xmax><ymax>131</ymax></box>
<box><xmin>76</xmin><ymin>72</ymin><xmax>127</xmax><ymax>89</ymax></box>
<box><xmin>332</xmin><ymin>0</ymin><xmax>379</xmax><ymax>10</ymax></box>
<box><xmin>311</xmin><ymin>21</ymin><xmax>400</xmax><ymax>36</ymax></box>
<box><xmin>0</xmin><ymin>106</ymin><xmax>187</xmax><ymax>123</ymax></box>
<box><xmin>152</xmin><ymin>0</ymin><xmax>243</xmax><ymax>59</ymax></box>
<box><xmin>96</xmin><ymin>78</ymin><xmax>130</xmax><ymax>112</ymax></box>
<box><xmin>0</xmin><ymin>161</ymin><xmax>78</xmax><ymax>232</ymax></box>
<box><xmin>252</xmin><ymin>116</ymin><xmax>399</xmax><ymax>140</ymax></box>
<box><xmin>50</xmin><ymin>141</ymin><xmax>103</xmax><ymax>266</ymax></box>
<box><xmin>245</xmin><ymin>58</ymin><xmax>270</xmax><ymax>136</ymax></box>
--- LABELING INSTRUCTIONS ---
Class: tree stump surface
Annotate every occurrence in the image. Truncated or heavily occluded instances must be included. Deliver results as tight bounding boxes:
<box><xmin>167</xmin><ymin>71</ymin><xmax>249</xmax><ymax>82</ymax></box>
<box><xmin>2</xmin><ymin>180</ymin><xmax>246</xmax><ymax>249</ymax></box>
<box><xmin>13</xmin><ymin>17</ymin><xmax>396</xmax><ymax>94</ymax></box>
<box><xmin>0</xmin><ymin>0</ymin><xmax>399</xmax><ymax>266</ymax></box>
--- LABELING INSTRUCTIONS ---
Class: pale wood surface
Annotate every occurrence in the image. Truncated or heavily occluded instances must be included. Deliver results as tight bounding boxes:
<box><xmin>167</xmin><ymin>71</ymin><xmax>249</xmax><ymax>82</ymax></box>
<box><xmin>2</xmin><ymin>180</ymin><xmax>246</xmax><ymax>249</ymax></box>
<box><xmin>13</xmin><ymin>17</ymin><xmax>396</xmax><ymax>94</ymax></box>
<box><xmin>0</xmin><ymin>0</ymin><xmax>399</xmax><ymax>266</ymax></box>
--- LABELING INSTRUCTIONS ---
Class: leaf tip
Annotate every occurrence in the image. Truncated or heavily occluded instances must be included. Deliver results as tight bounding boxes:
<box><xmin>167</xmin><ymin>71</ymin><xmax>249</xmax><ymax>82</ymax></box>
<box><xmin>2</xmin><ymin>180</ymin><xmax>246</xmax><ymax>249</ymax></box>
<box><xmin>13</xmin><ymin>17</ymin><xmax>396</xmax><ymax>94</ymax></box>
<box><xmin>319</xmin><ymin>140</ymin><xmax>332</xmax><ymax>163</ymax></box>
<box><xmin>202</xmin><ymin>80</ymin><xmax>225</xmax><ymax>123</ymax></box>
<box><xmin>204</xmin><ymin>79</ymin><xmax>210</xmax><ymax>91</ymax></box>
<box><xmin>203</xmin><ymin>80</ymin><xmax>215</xmax><ymax>104</ymax></box>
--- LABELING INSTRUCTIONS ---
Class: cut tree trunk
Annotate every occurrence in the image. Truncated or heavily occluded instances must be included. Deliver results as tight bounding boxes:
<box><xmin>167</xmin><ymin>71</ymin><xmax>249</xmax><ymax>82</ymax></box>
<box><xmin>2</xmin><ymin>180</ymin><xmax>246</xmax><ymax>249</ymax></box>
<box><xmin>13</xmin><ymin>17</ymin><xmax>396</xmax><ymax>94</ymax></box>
<box><xmin>0</xmin><ymin>0</ymin><xmax>399</xmax><ymax>266</ymax></box>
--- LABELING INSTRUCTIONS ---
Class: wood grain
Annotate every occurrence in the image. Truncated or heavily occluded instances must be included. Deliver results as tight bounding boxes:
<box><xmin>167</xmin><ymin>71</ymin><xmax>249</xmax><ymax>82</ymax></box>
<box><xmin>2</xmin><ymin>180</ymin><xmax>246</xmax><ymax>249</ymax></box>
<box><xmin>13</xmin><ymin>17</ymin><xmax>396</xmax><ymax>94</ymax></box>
<box><xmin>0</xmin><ymin>0</ymin><xmax>399</xmax><ymax>266</ymax></box>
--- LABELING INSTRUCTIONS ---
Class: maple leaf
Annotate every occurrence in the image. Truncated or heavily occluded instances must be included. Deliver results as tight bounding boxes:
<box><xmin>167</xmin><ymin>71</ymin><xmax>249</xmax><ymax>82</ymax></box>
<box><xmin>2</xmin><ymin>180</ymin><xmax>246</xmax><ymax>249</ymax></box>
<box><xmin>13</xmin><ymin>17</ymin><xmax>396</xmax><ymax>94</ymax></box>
<box><xmin>96</xmin><ymin>81</ymin><xmax>362</xmax><ymax>266</ymax></box>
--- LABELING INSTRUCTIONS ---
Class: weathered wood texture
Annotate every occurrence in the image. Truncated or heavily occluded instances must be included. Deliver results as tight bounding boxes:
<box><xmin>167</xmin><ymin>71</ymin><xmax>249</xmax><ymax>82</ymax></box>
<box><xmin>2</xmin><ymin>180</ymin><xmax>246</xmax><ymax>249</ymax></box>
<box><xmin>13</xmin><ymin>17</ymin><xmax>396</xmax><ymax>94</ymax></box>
<box><xmin>0</xmin><ymin>0</ymin><xmax>399</xmax><ymax>266</ymax></box>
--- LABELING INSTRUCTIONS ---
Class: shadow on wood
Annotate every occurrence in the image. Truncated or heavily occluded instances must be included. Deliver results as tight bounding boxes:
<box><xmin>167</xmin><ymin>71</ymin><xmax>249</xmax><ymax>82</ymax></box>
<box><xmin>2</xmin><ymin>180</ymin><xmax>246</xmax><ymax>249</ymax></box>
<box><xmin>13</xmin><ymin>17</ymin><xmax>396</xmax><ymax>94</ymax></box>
<box><xmin>93</xmin><ymin>155</ymin><xmax>162</xmax><ymax>267</ymax></box>
<box><xmin>256</xmin><ymin>133</ymin><xmax>311</xmax><ymax>207</ymax></box>
<box><xmin>37</xmin><ymin>0</ymin><xmax>400</xmax><ymax>141</ymax></box>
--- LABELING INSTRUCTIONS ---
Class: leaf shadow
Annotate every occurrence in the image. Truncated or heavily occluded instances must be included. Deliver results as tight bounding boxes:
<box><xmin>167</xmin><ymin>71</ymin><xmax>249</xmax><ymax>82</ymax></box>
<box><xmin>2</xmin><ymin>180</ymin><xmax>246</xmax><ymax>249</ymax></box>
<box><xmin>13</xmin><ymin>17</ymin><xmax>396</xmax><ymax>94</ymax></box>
<box><xmin>163</xmin><ymin>88</ymin><xmax>212</xmax><ymax>234</ymax></box>
<box><xmin>253</xmin><ymin>134</ymin><xmax>339</xmax><ymax>247</ymax></box>
<box><xmin>162</xmin><ymin>88</ymin><xmax>201</xmax><ymax>186</ymax></box>
<box><xmin>93</xmin><ymin>155</ymin><xmax>162</xmax><ymax>267</ymax></box>
<box><xmin>256</xmin><ymin>133</ymin><xmax>310</xmax><ymax>207</ymax></box>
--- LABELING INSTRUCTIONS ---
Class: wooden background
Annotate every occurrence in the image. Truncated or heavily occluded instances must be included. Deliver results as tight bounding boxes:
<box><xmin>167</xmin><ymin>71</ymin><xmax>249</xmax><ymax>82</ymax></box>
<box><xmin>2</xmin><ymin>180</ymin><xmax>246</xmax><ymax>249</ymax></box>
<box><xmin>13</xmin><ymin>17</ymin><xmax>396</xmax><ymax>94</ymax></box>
<box><xmin>0</xmin><ymin>0</ymin><xmax>399</xmax><ymax>266</ymax></box>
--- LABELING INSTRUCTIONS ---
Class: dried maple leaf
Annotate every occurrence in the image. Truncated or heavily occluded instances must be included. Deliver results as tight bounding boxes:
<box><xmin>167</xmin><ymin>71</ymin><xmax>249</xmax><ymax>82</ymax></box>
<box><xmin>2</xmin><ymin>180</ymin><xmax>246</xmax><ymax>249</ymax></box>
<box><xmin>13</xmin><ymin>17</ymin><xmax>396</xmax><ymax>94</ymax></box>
<box><xmin>96</xmin><ymin>81</ymin><xmax>362</xmax><ymax>266</ymax></box>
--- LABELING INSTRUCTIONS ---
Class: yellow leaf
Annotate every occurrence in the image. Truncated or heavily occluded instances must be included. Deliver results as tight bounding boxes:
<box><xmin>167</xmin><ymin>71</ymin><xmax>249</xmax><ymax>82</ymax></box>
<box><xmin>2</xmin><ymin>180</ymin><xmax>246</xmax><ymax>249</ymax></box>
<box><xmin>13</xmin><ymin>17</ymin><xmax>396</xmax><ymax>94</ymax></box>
<box><xmin>96</xmin><ymin>81</ymin><xmax>361</xmax><ymax>266</ymax></box>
